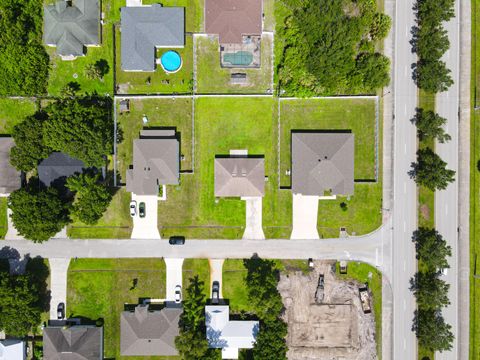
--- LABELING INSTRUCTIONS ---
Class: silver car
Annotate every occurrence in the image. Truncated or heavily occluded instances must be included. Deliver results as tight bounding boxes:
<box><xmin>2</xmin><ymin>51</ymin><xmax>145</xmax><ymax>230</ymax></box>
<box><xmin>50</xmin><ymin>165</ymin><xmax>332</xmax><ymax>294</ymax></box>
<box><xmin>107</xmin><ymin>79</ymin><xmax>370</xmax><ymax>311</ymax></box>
<box><xmin>174</xmin><ymin>285</ymin><xmax>182</xmax><ymax>303</ymax></box>
<box><xmin>129</xmin><ymin>201</ymin><xmax>137</xmax><ymax>217</ymax></box>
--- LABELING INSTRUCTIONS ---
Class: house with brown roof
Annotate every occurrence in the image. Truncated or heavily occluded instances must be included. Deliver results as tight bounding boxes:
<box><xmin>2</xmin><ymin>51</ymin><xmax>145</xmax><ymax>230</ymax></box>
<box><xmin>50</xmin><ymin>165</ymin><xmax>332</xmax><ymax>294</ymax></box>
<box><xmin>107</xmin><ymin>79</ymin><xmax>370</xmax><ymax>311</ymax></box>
<box><xmin>126</xmin><ymin>129</ymin><xmax>180</xmax><ymax>196</ymax></box>
<box><xmin>291</xmin><ymin>132</ymin><xmax>354</xmax><ymax>196</ymax></box>
<box><xmin>120</xmin><ymin>304</ymin><xmax>182</xmax><ymax>356</ymax></box>
<box><xmin>205</xmin><ymin>0</ymin><xmax>263</xmax><ymax>68</ymax></box>
<box><xmin>214</xmin><ymin>156</ymin><xmax>265</xmax><ymax>197</ymax></box>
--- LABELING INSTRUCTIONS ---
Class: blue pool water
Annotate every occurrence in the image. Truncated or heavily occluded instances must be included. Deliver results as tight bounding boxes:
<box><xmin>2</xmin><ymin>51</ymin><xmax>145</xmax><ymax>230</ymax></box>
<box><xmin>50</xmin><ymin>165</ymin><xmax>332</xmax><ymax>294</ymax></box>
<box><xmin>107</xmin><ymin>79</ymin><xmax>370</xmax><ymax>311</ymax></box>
<box><xmin>161</xmin><ymin>50</ymin><xmax>182</xmax><ymax>72</ymax></box>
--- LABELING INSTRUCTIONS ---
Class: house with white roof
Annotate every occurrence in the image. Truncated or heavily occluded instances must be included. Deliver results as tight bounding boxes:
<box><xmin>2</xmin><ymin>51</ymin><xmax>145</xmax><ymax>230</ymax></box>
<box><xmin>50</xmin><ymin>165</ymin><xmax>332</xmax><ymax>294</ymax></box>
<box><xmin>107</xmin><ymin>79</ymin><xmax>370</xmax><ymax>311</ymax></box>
<box><xmin>205</xmin><ymin>305</ymin><xmax>259</xmax><ymax>359</ymax></box>
<box><xmin>0</xmin><ymin>340</ymin><xmax>26</xmax><ymax>360</ymax></box>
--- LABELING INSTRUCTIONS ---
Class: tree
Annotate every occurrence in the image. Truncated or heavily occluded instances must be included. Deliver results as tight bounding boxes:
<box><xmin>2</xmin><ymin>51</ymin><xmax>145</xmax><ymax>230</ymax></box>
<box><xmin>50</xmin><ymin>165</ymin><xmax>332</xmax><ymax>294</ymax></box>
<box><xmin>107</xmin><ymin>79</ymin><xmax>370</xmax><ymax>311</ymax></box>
<box><xmin>43</xmin><ymin>96</ymin><xmax>113</xmax><ymax>167</ymax></box>
<box><xmin>414</xmin><ymin>59</ymin><xmax>453</xmax><ymax>93</ymax></box>
<box><xmin>412</xmin><ymin>228</ymin><xmax>452</xmax><ymax>270</ymax></box>
<box><xmin>243</xmin><ymin>257</ymin><xmax>284</xmax><ymax>322</ymax></box>
<box><xmin>351</xmin><ymin>52</ymin><xmax>390</xmax><ymax>92</ymax></box>
<box><xmin>60</xmin><ymin>82</ymin><xmax>81</xmax><ymax>98</ymax></box>
<box><xmin>175</xmin><ymin>276</ymin><xmax>220</xmax><ymax>360</ymax></box>
<box><xmin>409</xmin><ymin>148</ymin><xmax>455</xmax><ymax>191</ymax></box>
<box><xmin>0</xmin><ymin>271</ymin><xmax>42</xmax><ymax>336</ymax></box>
<box><xmin>413</xmin><ymin>108</ymin><xmax>451</xmax><ymax>143</ymax></box>
<box><xmin>416</xmin><ymin>0</ymin><xmax>455</xmax><ymax>27</ymax></box>
<box><xmin>84</xmin><ymin>63</ymin><xmax>102</xmax><ymax>80</ymax></box>
<box><xmin>8</xmin><ymin>185</ymin><xmax>70</xmax><ymax>242</ymax></box>
<box><xmin>252</xmin><ymin>318</ymin><xmax>288</xmax><ymax>360</ymax></box>
<box><xmin>413</xmin><ymin>25</ymin><xmax>450</xmax><ymax>62</ymax></box>
<box><xmin>66</xmin><ymin>173</ymin><xmax>112</xmax><ymax>225</ymax></box>
<box><xmin>370</xmin><ymin>12</ymin><xmax>391</xmax><ymax>40</ymax></box>
<box><xmin>413</xmin><ymin>309</ymin><xmax>454</xmax><ymax>352</ymax></box>
<box><xmin>410</xmin><ymin>271</ymin><xmax>450</xmax><ymax>310</ymax></box>
<box><xmin>10</xmin><ymin>113</ymin><xmax>51</xmax><ymax>172</ymax></box>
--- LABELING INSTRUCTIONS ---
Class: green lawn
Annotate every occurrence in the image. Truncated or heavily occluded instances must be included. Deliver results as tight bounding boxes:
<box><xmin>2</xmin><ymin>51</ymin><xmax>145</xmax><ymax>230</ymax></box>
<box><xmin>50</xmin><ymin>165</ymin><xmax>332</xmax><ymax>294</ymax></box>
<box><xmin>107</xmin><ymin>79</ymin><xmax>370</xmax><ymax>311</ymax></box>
<box><xmin>263</xmin><ymin>0</ymin><xmax>276</xmax><ymax>32</ymax></box>
<box><xmin>67</xmin><ymin>259</ymin><xmax>171</xmax><ymax>360</ymax></box>
<box><xmin>195</xmin><ymin>35</ymin><xmax>273</xmax><ymax>94</ymax></box>
<box><xmin>182</xmin><ymin>259</ymin><xmax>210</xmax><ymax>298</ymax></box>
<box><xmin>67</xmin><ymin>187</ymin><xmax>132</xmax><ymax>239</ymax></box>
<box><xmin>116</xmin><ymin>97</ymin><xmax>193</xmax><ymax>183</ymax></box>
<box><xmin>46</xmin><ymin>0</ymin><xmax>115</xmax><ymax>96</ymax></box>
<box><xmin>0</xmin><ymin>98</ymin><xmax>37</xmax><ymax>134</ymax></box>
<box><xmin>0</xmin><ymin>198</ymin><xmax>7</xmax><ymax>239</ymax></box>
<box><xmin>336</xmin><ymin>261</ymin><xmax>382</xmax><ymax>359</ymax></box>
<box><xmin>471</xmin><ymin>1</ymin><xmax>480</xmax><ymax>359</ymax></box>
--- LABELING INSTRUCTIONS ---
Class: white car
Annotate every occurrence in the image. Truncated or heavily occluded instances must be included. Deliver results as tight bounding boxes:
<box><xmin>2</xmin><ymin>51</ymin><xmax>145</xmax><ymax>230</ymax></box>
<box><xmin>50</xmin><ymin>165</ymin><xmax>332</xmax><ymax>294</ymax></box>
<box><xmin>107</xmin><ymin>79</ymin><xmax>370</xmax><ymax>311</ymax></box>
<box><xmin>174</xmin><ymin>285</ymin><xmax>182</xmax><ymax>303</ymax></box>
<box><xmin>129</xmin><ymin>201</ymin><xmax>137</xmax><ymax>217</ymax></box>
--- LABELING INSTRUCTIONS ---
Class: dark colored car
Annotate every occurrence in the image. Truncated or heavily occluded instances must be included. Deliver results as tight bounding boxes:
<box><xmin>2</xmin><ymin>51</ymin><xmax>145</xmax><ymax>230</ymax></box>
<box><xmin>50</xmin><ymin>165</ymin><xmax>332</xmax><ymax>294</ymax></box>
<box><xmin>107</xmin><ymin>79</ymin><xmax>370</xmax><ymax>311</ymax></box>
<box><xmin>57</xmin><ymin>303</ymin><xmax>65</xmax><ymax>320</ymax></box>
<box><xmin>139</xmin><ymin>202</ymin><xmax>146</xmax><ymax>218</ymax></box>
<box><xmin>211</xmin><ymin>281</ymin><xmax>220</xmax><ymax>304</ymax></box>
<box><xmin>169</xmin><ymin>236</ymin><xmax>185</xmax><ymax>245</ymax></box>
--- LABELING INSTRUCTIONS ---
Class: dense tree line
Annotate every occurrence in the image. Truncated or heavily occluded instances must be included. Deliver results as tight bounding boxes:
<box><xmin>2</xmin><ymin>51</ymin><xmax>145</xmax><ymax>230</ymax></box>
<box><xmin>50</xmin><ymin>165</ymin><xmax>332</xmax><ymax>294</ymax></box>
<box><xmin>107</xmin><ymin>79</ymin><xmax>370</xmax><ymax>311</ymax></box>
<box><xmin>0</xmin><ymin>0</ymin><xmax>49</xmax><ymax>95</ymax></box>
<box><xmin>412</xmin><ymin>0</ymin><xmax>455</xmax><ymax>92</ymax></box>
<box><xmin>8</xmin><ymin>96</ymin><xmax>114</xmax><ymax>242</ymax></box>
<box><xmin>276</xmin><ymin>0</ymin><xmax>391</xmax><ymax>96</ymax></box>
<box><xmin>243</xmin><ymin>257</ymin><xmax>288</xmax><ymax>359</ymax></box>
<box><xmin>175</xmin><ymin>276</ymin><xmax>220</xmax><ymax>359</ymax></box>
<box><xmin>410</xmin><ymin>228</ymin><xmax>453</xmax><ymax>352</ymax></box>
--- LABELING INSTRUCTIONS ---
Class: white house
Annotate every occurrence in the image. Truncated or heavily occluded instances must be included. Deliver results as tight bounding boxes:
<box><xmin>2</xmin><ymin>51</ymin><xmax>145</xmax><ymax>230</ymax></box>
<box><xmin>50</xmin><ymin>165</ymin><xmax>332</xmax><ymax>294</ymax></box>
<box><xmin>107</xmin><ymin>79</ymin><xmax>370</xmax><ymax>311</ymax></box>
<box><xmin>0</xmin><ymin>340</ymin><xmax>26</xmax><ymax>360</ymax></box>
<box><xmin>205</xmin><ymin>305</ymin><xmax>259</xmax><ymax>359</ymax></box>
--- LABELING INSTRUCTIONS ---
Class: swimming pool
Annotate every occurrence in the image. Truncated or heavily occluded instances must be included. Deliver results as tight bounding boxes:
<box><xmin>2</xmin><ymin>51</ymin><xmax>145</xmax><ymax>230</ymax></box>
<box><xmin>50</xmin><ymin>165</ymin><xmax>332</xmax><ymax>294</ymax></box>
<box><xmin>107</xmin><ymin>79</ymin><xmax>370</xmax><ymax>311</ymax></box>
<box><xmin>160</xmin><ymin>50</ymin><xmax>182</xmax><ymax>73</ymax></box>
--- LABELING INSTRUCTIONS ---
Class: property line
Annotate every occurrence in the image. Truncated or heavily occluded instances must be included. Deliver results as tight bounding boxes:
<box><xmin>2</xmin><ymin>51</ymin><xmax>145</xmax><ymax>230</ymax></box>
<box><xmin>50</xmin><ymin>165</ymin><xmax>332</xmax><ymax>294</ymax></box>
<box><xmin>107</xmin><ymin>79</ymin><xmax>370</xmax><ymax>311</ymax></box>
<box><xmin>113</xmin><ymin>98</ymin><xmax>118</xmax><ymax>187</ymax></box>
<box><xmin>277</xmin><ymin>97</ymin><xmax>281</xmax><ymax>189</ymax></box>
<box><xmin>375</xmin><ymin>96</ymin><xmax>380</xmax><ymax>182</ymax></box>
<box><xmin>112</xmin><ymin>94</ymin><xmax>380</xmax><ymax>100</ymax></box>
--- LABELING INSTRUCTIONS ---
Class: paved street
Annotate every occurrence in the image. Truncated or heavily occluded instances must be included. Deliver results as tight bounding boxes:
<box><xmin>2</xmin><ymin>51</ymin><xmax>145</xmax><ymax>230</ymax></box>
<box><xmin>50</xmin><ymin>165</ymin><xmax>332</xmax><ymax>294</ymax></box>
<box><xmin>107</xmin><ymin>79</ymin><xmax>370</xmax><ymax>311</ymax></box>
<box><xmin>391</xmin><ymin>0</ymin><xmax>418</xmax><ymax>358</ymax></box>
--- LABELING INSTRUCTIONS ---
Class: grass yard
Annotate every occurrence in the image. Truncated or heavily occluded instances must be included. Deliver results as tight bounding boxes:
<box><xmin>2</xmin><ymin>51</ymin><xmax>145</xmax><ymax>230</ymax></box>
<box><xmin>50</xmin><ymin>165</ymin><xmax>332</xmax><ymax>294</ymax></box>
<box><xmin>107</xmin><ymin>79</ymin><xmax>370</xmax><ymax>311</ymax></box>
<box><xmin>0</xmin><ymin>198</ymin><xmax>7</xmax><ymax>239</ymax></box>
<box><xmin>336</xmin><ymin>261</ymin><xmax>382</xmax><ymax>359</ymax></box>
<box><xmin>67</xmin><ymin>259</ymin><xmax>171</xmax><ymax>360</ymax></box>
<box><xmin>195</xmin><ymin>35</ymin><xmax>273</xmax><ymax>94</ymax></box>
<box><xmin>115</xmin><ymin>33</ymin><xmax>194</xmax><ymax>95</ymax></box>
<box><xmin>0</xmin><ymin>98</ymin><xmax>37</xmax><ymax>134</ymax></box>
<box><xmin>116</xmin><ymin>97</ymin><xmax>193</xmax><ymax>182</ymax></box>
<box><xmin>262</xmin><ymin>0</ymin><xmax>276</xmax><ymax>32</ymax></box>
<box><xmin>67</xmin><ymin>187</ymin><xmax>132</xmax><ymax>239</ymax></box>
<box><xmin>182</xmin><ymin>259</ymin><xmax>210</xmax><ymax>298</ymax></box>
<box><xmin>471</xmin><ymin>1</ymin><xmax>480</xmax><ymax>359</ymax></box>
<box><xmin>46</xmin><ymin>0</ymin><xmax>115</xmax><ymax>96</ymax></box>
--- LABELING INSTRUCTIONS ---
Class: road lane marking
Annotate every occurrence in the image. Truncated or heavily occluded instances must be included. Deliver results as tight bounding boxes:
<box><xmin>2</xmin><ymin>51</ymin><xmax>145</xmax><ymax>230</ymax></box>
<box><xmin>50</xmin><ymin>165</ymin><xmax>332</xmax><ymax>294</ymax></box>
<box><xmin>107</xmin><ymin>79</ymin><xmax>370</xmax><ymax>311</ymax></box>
<box><xmin>403</xmin><ymin>221</ymin><xmax>406</xmax><ymax>232</ymax></box>
<box><xmin>404</xmin><ymin>182</ymin><xmax>407</xmax><ymax>194</ymax></box>
<box><xmin>404</xmin><ymin>261</ymin><xmax>406</xmax><ymax>271</ymax></box>
<box><xmin>404</xmin><ymin>103</ymin><xmax>407</xmax><ymax>114</ymax></box>
<box><xmin>404</xmin><ymin>300</ymin><xmax>406</xmax><ymax>310</ymax></box>
<box><xmin>446</xmin><ymin>205</ymin><xmax>448</xmax><ymax>215</ymax></box>
<box><xmin>404</xmin><ymin>66</ymin><xmax>408</xmax><ymax>76</ymax></box>
<box><xmin>404</xmin><ymin>339</ymin><xmax>406</xmax><ymax>349</ymax></box>
<box><xmin>404</xmin><ymin>143</ymin><xmax>407</xmax><ymax>154</ymax></box>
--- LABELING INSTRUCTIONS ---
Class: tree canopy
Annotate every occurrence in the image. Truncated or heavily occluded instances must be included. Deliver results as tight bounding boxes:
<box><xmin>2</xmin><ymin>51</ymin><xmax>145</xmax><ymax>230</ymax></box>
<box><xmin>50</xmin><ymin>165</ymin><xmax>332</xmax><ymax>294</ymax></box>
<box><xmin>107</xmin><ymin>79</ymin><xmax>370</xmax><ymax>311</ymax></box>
<box><xmin>413</xmin><ymin>309</ymin><xmax>454</xmax><ymax>352</ymax></box>
<box><xmin>0</xmin><ymin>0</ymin><xmax>49</xmax><ymax>95</ymax></box>
<box><xmin>10</xmin><ymin>113</ymin><xmax>52</xmax><ymax>172</ymax></box>
<box><xmin>412</xmin><ymin>228</ymin><xmax>452</xmax><ymax>270</ymax></box>
<box><xmin>277</xmin><ymin>0</ymin><xmax>391</xmax><ymax>95</ymax></box>
<box><xmin>413</xmin><ymin>108</ymin><xmax>451</xmax><ymax>143</ymax></box>
<box><xmin>43</xmin><ymin>97</ymin><xmax>113</xmax><ymax>167</ymax></box>
<box><xmin>409</xmin><ymin>148</ymin><xmax>455</xmax><ymax>191</ymax></box>
<box><xmin>66</xmin><ymin>173</ymin><xmax>112</xmax><ymax>225</ymax></box>
<box><xmin>8</xmin><ymin>185</ymin><xmax>70</xmax><ymax>242</ymax></box>
<box><xmin>410</xmin><ymin>271</ymin><xmax>450</xmax><ymax>310</ymax></box>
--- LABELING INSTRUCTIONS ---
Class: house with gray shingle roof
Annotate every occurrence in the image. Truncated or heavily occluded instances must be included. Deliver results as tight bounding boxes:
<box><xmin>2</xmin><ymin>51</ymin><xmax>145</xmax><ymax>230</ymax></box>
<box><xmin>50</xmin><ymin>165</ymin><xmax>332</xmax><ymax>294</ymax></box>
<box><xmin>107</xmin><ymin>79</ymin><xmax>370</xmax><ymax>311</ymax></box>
<box><xmin>126</xmin><ymin>129</ymin><xmax>180</xmax><ymax>196</ymax></box>
<box><xmin>43</xmin><ymin>0</ymin><xmax>100</xmax><ymax>59</ymax></box>
<box><xmin>38</xmin><ymin>152</ymin><xmax>85</xmax><ymax>187</ymax></box>
<box><xmin>121</xmin><ymin>5</ymin><xmax>185</xmax><ymax>71</ymax></box>
<box><xmin>120</xmin><ymin>304</ymin><xmax>182</xmax><ymax>356</ymax></box>
<box><xmin>214</xmin><ymin>157</ymin><xmax>265</xmax><ymax>197</ymax></box>
<box><xmin>0</xmin><ymin>138</ymin><xmax>21</xmax><ymax>196</ymax></box>
<box><xmin>291</xmin><ymin>132</ymin><xmax>354</xmax><ymax>196</ymax></box>
<box><xmin>43</xmin><ymin>324</ymin><xmax>103</xmax><ymax>360</ymax></box>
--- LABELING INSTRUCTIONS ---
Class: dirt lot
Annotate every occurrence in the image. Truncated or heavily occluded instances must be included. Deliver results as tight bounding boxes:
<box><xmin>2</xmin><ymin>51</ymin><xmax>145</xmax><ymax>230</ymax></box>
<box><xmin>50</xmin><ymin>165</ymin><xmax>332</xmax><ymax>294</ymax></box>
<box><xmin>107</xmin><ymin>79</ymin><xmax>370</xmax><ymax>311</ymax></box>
<box><xmin>278</xmin><ymin>261</ymin><xmax>377</xmax><ymax>360</ymax></box>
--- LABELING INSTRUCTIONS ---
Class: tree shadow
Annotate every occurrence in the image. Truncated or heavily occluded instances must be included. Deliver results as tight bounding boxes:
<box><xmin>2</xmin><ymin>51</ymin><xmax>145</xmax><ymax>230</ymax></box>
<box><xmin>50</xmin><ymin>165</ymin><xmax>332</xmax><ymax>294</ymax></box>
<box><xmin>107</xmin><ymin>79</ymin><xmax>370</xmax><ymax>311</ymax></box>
<box><xmin>94</xmin><ymin>59</ymin><xmax>110</xmax><ymax>77</ymax></box>
<box><xmin>26</xmin><ymin>257</ymin><xmax>51</xmax><ymax>313</ymax></box>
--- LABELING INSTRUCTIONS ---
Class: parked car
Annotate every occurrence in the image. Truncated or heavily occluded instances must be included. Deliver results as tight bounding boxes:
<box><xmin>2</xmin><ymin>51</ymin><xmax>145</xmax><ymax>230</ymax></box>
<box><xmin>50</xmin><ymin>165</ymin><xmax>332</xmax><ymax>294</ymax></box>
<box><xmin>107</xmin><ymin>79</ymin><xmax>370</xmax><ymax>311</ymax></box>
<box><xmin>308</xmin><ymin>258</ymin><xmax>314</xmax><ymax>268</ymax></box>
<box><xmin>339</xmin><ymin>261</ymin><xmax>348</xmax><ymax>274</ymax></box>
<box><xmin>129</xmin><ymin>201</ymin><xmax>137</xmax><ymax>217</ymax></box>
<box><xmin>57</xmin><ymin>303</ymin><xmax>65</xmax><ymax>320</ymax></box>
<box><xmin>139</xmin><ymin>202</ymin><xmax>145</xmax><ymax>218</ymax></box>
<box><xmin>169</xmin><ymin>236</ymin><xmax>185</xmax><ymax>245</ymax></box>
<box><xmin>174</xmin><ymin>285</ymin><xmax>182</xmax><ymax>303</ymax></box>
<box><xmin>211</xmin><ymin>281</ymin><xmax>220</xmax><ymax>304</ymax></box>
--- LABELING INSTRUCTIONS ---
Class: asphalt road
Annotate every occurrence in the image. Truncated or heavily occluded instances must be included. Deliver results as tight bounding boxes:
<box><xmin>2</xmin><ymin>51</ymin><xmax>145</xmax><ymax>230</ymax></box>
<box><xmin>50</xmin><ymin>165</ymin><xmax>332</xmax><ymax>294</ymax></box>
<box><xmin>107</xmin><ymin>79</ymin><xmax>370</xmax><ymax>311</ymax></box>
<box><xmin>435</xmin><ymin>1</ymin><xmax>460</xmax><ymax>358</ymax></box>
<box><xmin>392</xmin><ymin>0</ymin><xmax>418</xmax><ymax>358</ymax></box>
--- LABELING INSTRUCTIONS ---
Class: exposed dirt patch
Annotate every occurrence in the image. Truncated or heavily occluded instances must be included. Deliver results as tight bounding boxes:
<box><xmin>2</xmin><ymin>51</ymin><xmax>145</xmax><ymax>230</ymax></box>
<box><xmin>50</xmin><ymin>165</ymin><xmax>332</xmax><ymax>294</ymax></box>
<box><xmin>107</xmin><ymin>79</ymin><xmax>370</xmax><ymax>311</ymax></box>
<box><xmin>420</xmin><ymin>204</ymin><xmax>430</xmax><ymax>221</ymax></box>
<box><xmin>278</xmin><ymin>261</ymin><xmax>377</xmax><ymax>360</ymax></box>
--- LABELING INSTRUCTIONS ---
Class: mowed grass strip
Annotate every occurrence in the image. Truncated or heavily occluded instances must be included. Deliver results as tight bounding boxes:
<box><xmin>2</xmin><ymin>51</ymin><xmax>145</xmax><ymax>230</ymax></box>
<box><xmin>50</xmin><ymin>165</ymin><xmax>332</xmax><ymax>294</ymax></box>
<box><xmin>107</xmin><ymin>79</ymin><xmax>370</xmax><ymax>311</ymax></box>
<box><xmin>195</xmin><ymin>35</ymin><xmax>273</xmax><ymax>94</ymax></box>
<box><xmin>67</xmin><ymin>259</ymin><xmax>169</xmax><ymax>360</ymax></box>
<box><xmin>0</xmin><ymin>198</ymin><xmax>7</xmax><ymax>239</ymax></box>
<box><xmin>0</xmin><ymin>98</ymin><xmax>37</xmax><ymax>134</ymax></box>
<box><xmin>183</xmin><ymin>259</ymin><xmax>210</xmax><ymax>298</ymax></box>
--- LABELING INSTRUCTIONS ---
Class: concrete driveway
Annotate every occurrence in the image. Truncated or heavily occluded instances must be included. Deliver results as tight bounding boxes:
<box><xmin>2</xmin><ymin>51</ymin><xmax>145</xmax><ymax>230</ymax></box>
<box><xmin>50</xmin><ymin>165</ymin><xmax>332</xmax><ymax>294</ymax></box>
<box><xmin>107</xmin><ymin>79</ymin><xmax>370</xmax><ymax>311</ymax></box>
<box><xmin>242</xmin><ymin>197</ymin><xmax>265</xmax><ymax>240</ymax></box>
<box><xmin>130</xmin><ymin>194</ymin><xmax>161</xmax><ymax>240</ymax></box>
<box><xmin>165</xmin><ymin>258</ymin><xmax>184</xmax><ymax>301</ymax></box>
<box><xmin>290</xmin><ymin>194</ymin><xmax>320</xmax><ymax>239</ymax></box>
<box><xmin>49</xmin><ymin>258</ymin><xmax>70</xmax><ymax>320</ymax></box>
<box><xmin>209</xmin><ymin>259</ymin><xmax>224</xmax><ymax>298</ymax></box>
<box><xmin>5</xmin><ymin>208</ymin><xmax>22</xmax><ymax>240</ymax></box>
